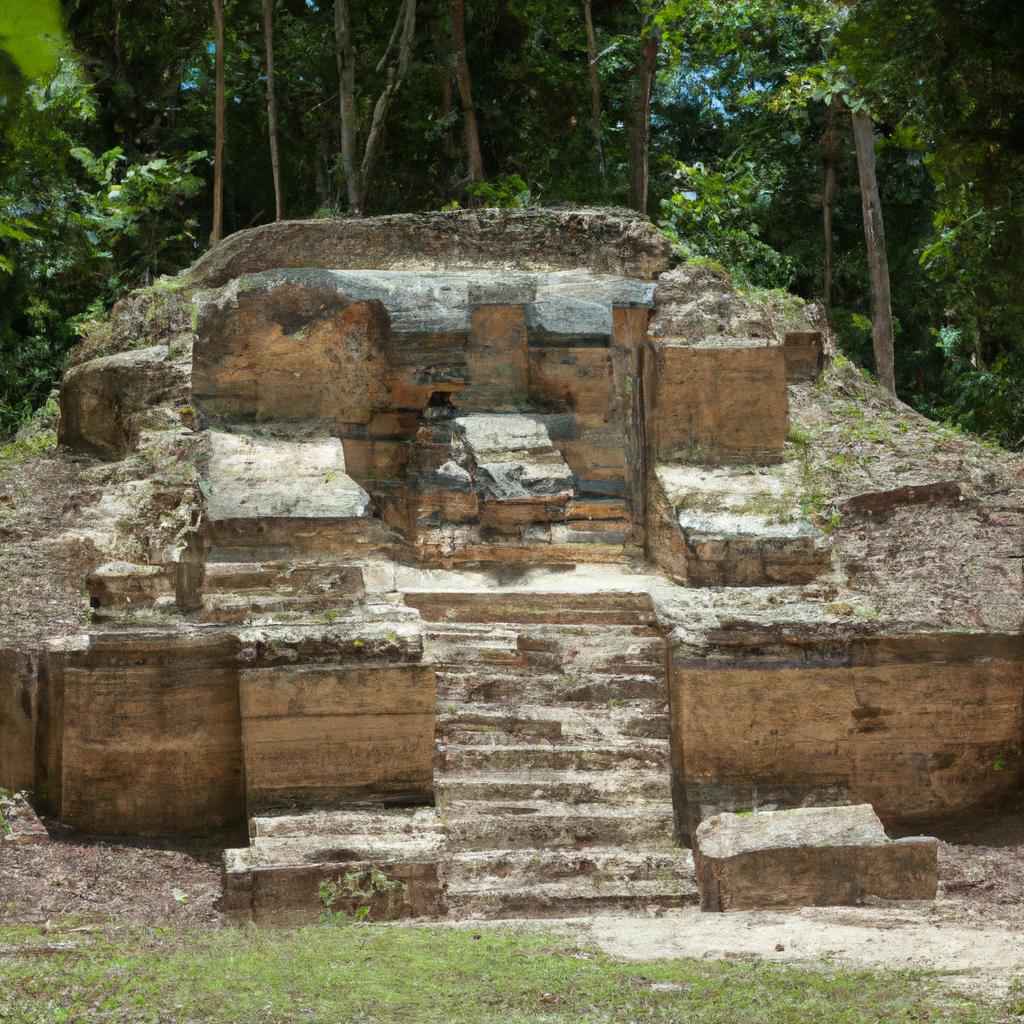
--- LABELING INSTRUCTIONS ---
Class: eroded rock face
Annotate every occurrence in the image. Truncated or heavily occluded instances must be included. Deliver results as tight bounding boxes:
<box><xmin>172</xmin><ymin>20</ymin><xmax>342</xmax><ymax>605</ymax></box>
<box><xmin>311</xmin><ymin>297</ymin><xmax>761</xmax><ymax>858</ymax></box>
<box><xmin>184</xmin><ymin>208</ymin><xmax>673</xmax><ymax>288</ymax></box>
<box><xmin>58</xmin><ymin>346</ymin><xmax>189</xmax><ymax>458</ymax></box>
<box><xmin>693</xmin><ymin>804</ymin><xmax>938</xmax><ymax>911</ymax></box>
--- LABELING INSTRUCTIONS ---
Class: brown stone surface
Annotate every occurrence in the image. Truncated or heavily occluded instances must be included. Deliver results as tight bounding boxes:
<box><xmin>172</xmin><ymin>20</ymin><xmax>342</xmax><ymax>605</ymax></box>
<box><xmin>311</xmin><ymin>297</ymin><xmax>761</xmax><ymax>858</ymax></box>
<box><xmin>0</xmin><ymin>649</ymin><xmax>37</xmax><ymax>795</ymax></box>
<box><xmin>239</xmin><ymin>663</ymin><xmax>436</xmax><ymax>813</ymax></box>
<box><xmin>693</xmin><ymin>805</ymin><xmax>938</xmax><ymax>911</ymax></box>
<box><xmin>782</xmin><ymin>331</ymin><xmax>824</xmax><ymax>382</ymax></box>
<box><xmin>60</xmin><ymin>632</ymin><xmax>245</xmax><ymax>835</ymax></box>
<box><xmin>672</xmin><ymin>633</ymin><xmax>1024</xmax><ymax>834</ymax></box>
<box><xmin>645</xmin><ymin>343</ymin><xmax>789</xmax><ymax>464</ymax></box>
<box><xmin>58</xmin><ymin>347</ymin><xmax>189</xmax><ymax>458</ymax></box>
<box><xmin>193</xmin><ymin>278</ymin><xmax>390</xmax><ymax>426</ymax></box>
<box><xmin>185</xmin><ymin>208</ymin><xmax>672</xmax><ymax>288</ymax></box>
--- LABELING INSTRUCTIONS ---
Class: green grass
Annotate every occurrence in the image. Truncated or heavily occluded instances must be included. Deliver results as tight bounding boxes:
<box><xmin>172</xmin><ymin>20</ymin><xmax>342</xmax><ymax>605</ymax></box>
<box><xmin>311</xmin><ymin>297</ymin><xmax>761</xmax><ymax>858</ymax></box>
<box><xmin>0</xmin><ymin>920</ymin><xmax>1010</xmax><ymax>1024</ymax></box>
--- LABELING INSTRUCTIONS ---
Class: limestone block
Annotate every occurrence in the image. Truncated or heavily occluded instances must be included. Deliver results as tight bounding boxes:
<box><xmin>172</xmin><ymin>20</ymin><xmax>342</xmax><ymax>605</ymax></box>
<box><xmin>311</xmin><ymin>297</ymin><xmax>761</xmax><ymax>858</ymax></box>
<box><xmin>455</xmin><ymin>415</ymin><xmax>574</xmax><ymax>497</ymax></box>
<box><xmin>202</xmin><ymin>431</ymin><xmax>371</xmax><ymax>523</ymax></box>
<box><xmin>238</xmin><ymin>662</ymin><xmax>436</xmax><ymax>814</ymax></box>
<box><xmin>693</xmin><ymin>805</ymin><xmax>938</xmax><ymax>911</ymax></box>
<box><xmin>58</xmin><ymin>346</ymin><xmax>188</xmax><ymax>458</ymax></box>
<box><xmin>671</xmin><ymin>633</ymin><xmax>1024</xmax><ymax>832</ymax></box>
<box><xmin>86</xmin><ymin>562</ymin><xmax>173</xmax><ymax>612</ymax></box>
<box><xmin>644</xmin><ymin>342</ymin><xmax>788</xmax><ymax>464</ymax></box>
<box><xmin>677</xmin><ymin>511</ymin><xmax>828</xmax><ymax>586</ymax></box>
<box><xmin>462</xmin><ymin>305</ymin><xmax>530</xmax><ymax>412</ymax></box>
<box><xmin>222</xmin><ymin>850</ymin><xmax>442</xmax><ymax>925</ymax></box>
<box><xmin>193</xmin><ymin>274</ymin><xmax>391</xmax><ymax>426</ymax></box>
<box><xmin>783</xmin><ymin>331</ymin><xmax>824</xmax><ymax>382</ymax></box>
<box><xmin>60</xmin><ymin>631</ymin><xmax>245</xmax><ymax>835</ymax></box>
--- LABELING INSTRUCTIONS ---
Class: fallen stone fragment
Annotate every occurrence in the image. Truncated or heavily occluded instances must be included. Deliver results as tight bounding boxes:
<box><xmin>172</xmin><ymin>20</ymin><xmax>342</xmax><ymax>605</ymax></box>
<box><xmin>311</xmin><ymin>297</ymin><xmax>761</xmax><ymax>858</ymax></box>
<box><xmin>693</xmin><ymin>804</ymin><xmax>938</xmax><ymax>912</ymax></box>
<box><xmin>0</xmin><ymin>792</ymin><xmax>48</xmax><ymax>844</ymax></box>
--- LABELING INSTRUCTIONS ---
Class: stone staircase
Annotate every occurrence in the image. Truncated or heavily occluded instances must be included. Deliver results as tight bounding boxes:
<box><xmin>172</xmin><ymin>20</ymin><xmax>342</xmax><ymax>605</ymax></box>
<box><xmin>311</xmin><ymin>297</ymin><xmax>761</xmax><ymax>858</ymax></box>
<box><xmin>419</xmin><ymin>584</ymin><xmax>693</xmax><ymax>917</ymax></box>
<box><xmin>222</xmin><ymin>580</ymin><xmax>698</xmax><ymax>922</ymax></box>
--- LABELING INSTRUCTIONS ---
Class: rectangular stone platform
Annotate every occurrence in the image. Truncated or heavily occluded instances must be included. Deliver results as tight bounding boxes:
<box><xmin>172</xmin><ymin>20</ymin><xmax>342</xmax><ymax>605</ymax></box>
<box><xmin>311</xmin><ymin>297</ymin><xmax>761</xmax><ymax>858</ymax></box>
<box><xmin>693</xmin><ymin>805</ymin><xmax>938</xmax><ymax>911</ymax></box>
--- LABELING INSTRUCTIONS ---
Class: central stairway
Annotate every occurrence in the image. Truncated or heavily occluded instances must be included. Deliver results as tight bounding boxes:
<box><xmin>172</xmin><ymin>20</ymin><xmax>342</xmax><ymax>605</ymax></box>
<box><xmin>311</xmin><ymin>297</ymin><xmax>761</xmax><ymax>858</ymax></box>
<box><xmin>224</xmin><ymin>578</ymin><xmax>697</xmax><ymax>922</ymax></box>
<box><xmin>412</xmin><ymin>586</ymin><xmax>695</xmax><ymax>917</ymax></box>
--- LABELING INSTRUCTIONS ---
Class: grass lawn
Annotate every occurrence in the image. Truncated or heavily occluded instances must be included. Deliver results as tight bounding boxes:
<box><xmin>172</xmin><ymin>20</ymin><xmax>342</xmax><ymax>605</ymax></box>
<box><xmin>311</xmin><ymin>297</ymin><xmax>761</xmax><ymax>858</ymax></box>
<box><xmin>0</xmin><ymin>919</ymin><xmax>1016</xmax><ymax>1024</ymax></box>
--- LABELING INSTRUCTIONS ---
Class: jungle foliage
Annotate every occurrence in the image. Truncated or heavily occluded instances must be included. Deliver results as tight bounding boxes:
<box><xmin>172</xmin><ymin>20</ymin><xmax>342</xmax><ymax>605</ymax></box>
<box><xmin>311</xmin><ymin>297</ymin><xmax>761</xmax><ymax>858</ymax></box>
<box><xmin>1</xmin><ymin>0</ymin><xmax>1022</xmax><ymax>444</ymax></box>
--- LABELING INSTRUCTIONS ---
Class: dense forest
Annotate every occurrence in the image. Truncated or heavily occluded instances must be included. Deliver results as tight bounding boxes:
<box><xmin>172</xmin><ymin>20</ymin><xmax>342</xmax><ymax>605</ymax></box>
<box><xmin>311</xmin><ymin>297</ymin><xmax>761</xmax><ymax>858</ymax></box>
<box><xmin>1</xmin><ymin>0</ymin><xmax>1022</xmax><ymax>445</ymax></box>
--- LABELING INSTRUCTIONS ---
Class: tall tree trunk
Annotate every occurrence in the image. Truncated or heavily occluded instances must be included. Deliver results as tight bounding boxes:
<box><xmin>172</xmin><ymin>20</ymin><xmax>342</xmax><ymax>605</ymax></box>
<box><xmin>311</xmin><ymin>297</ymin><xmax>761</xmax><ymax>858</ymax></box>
<box><xmin>821</xmin><ymin>96</ymin><xmax>840</xmax><ymax>308</ymax></box>
<box><xmin>582</xmin><ymin>0</ymin><xmax>606</xmax><ymax>185</ymax></box>
<box><xmin>211</xmin><ymin>0</ymin><xmax>225</xmax><ymax>244</ymax></box>
<box><xmin>851</xmin><ymin>110</ymin><xmax>896</xmax><ymax>392</ymax></box>
<box><xmin>441</xmin><ymin>70</ymin><xmax>457</xmax><ymax>162</ymax></box>
<box><xmin>262</xmin><ymin>0</ymin><xmax>283</xmax><ymax>221</ymax></box>
<box><xmin>359</xmin><ymin>0</ymin><xmax>417</xmax><ymax>211</ymax></box>
<box><xmin>628</xmin><ymin>22</ymin><xmax>661</xmax><ymax>214</ymax></box>
<box><xmin>450</xmin><ymin>0</ymin><xmax>484</xmax><ymax>189</ymax></box>
<box><xmin>335</xmin><ymin>0</ymin><xmax>359</xmax><ymax>214</ymax></box>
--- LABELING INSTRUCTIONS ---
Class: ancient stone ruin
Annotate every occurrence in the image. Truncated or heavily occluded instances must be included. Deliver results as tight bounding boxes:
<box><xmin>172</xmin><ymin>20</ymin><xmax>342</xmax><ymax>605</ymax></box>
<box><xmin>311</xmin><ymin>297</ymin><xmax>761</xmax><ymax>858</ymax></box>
<box><xmin>2</xmin><ymin>209</ymin><xmax>1021</xmax><ymax>922</ymax></box>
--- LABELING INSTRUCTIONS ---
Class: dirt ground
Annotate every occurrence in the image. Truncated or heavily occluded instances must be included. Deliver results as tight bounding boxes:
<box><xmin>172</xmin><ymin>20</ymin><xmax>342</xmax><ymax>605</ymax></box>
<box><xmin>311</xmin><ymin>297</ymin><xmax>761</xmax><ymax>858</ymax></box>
<box><xmin>3</xmin><ymin>804</ymin><xmax>1024</xmax><ymax>995</ymax></box>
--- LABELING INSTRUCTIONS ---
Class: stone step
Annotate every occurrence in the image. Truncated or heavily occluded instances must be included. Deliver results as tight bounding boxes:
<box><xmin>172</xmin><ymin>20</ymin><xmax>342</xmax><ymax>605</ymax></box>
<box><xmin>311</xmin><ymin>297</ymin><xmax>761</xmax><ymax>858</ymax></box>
<box><xmin>250</xmin><ymin>806</ymin><xmax>444</xmax><ymax>841</ymax></box>
<box><xmin>444</xmin><ymin>846</ymin><xmax>692</xmax><ymax>887</ymax></box>
<box><xmin>564</xmin><ymin>498</ymin><xmax>630</xmax><ymax>522</ymax></box>
<box><xmin>442</xmin><ymin>800</ymin><xmax>676</xmax><ymax>852</ymax></box>
<box><xmin>437</xmin><ymin>768</ymin><xmax>669</xmax><ymax>804</ymax></box>
<box><xmin>199</xmin><ymin>592</ymin><xmax>362</xmax><ymax>623</ymax></box>
<box><xmin>444</xmin><ymin>877</ymin><xmax>697</xmax><ymax>919</ymax></box>
<box><xmin>436</xmin><ymin>667</ymin><xmax>666</xmax><ymax>705</ymax></box>
<box><xmin>436</xmin><ymin>703</ymin><xmax>669</xmax><ymax>745</ymax></box>
<box><xmin>437</xmin><ymin>741</ymin><xmax>671</xmax><ymax>773</ymax></box>
<box><xmin>424</xmin><ymin>626</ymin><xmax>523</xmax><ymax>667</ymax></box>
<box><xmin>404</xmin><ymin>589</ymin><xmax>657</xmax><ymax>626</ymax></box>
<box><xmin>202</xmin><ymin>561</ymin><xmax>366</xmax><ymax>596</ymax></box>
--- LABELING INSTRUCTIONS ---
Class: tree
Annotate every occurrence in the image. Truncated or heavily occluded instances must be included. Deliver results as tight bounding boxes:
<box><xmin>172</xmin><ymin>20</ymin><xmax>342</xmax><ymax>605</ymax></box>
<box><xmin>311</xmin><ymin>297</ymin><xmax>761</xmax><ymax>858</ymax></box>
<box><xmin>210</xmin><ymin>0</ymin><xmax>225</xmax><ymax>243</ymax></box>
<box><xmin>821</xmin><ymin>96</ymin><xmax>841</xmax><ymax>307</ymax></box>
<box><xmin>335</xmin><ymin>0</ymin><xmax>418</xmax><ymax>215</ymax></box>
<box><xmin>450</xmin><ymin>0</ymin><xmax>484</xmax><ymax>190</ymax></box>
<box><xmin>581</xmin><ymin>0</ymin><xmax>606</xmax><ymax>185</ymax></box>
<box><xmin>334</xmin><ymin>0</ymin><xmax>358</xmax><ymax>213</ymax></box>
<box><xmin>359</xmin><ymin>0</ymin><xmax>417</xmax><ymax>212</ymax></box>
<box><xmin>262</xmin><ymin>0</ymin><xmax>283</xmax><ymax>221</ymax></box>
<box><xmin>851</xmin><ymin>109</ymin><xmax>895</xmax><ymax>391</ymax></box>
<box><xmin>628</xmin><ymin>10</ymin><xmax>661</xmax><ymax>214</ymax></box>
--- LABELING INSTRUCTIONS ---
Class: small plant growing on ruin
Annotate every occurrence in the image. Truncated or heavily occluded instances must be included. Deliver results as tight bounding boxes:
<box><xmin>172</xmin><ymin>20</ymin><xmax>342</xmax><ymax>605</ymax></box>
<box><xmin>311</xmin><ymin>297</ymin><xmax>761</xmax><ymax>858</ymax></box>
<box><xmin>317</xmin><ymin>869</ymin><xmax>405</xmax><ymax>924</ymax></box>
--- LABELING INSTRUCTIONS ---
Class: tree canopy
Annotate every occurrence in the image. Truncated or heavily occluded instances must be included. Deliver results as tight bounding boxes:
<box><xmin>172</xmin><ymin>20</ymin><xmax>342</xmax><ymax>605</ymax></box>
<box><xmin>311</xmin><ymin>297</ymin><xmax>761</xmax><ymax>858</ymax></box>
<box><xmin>1</xmin><ymin>0</ymin><xmax>1022</xmax><ymax>444</ymax></box>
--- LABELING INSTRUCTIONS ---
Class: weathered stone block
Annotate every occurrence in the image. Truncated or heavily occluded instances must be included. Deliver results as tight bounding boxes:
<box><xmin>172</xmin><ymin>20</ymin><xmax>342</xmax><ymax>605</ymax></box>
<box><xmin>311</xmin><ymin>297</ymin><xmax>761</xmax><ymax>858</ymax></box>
<box><xmin>203</xmin><ymin>431</ymin><xmax>371</xmax><ymax>523</ymax></box>
<box><xmin>86</xmin><ymin>562</ymin><xmax>173</xmax><ymax>612</ymax></box>
<box><xmin>193</xmin><ymin>274</ymin><xmax>391</xmax><ymax>425</ymax></box>
<box><xmin>693</xmin><ymin>804</ymin><xmax>938</xmax><ymax>911</ymax></box>
<box><xmin>644</xmin><ymin>342</ymin><xmax>788</xmax><ymax>464</ymax></box>
<box><xmin>222</xmin><ymin>849</ymin><xmax>442</xmax><ymax>925</ymax></box>
<box><xmin>58</xmin><ymin>346</ymin><xmax>188</xmax><ymax>458</ymax></box>
<box><xmin>671</xmin><ymin>633</ymin><xmax>1024</xmax><ymax>833</ymax></box>
<box><xmin>238</xmin><ymin>662</ymin><xmax>437</xmax><ymax>814</ymax></box>
<box><xmin>0</xmin><ymin>649</ymin><xmax>36</xmax><ymax>795</ymax></box>
<box><xmin>60</xmin><ymin>631</ymin><xmax>245</xmax><ymax>835</ymax></box>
